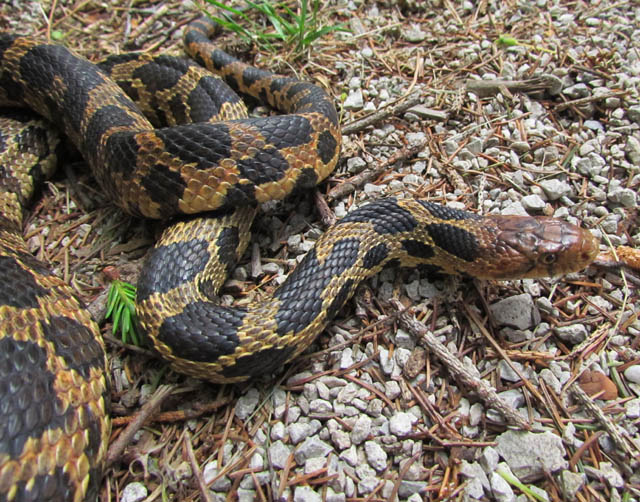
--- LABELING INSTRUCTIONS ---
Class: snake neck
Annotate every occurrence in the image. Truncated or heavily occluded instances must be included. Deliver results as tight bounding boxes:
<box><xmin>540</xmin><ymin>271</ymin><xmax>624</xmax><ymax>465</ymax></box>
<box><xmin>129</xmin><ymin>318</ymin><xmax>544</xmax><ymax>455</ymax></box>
<box><xmin>136</xmin><ymin>197</ymin><xmax>598</xmax><ymax>383</ymax></box>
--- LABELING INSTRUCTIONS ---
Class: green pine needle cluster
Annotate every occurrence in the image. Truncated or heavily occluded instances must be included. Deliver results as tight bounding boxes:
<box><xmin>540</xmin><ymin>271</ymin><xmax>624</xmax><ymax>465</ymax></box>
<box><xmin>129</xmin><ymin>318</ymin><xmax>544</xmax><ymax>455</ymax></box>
<box><xmin>105</xmin><ymin>280</ymin><xmax>141</xmax><ymax>346</ymax></box>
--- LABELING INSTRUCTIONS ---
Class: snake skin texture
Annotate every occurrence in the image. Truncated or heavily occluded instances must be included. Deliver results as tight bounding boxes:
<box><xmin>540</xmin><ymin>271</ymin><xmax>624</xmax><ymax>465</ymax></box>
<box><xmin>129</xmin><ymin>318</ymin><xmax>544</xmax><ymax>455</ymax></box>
<box><xmin>0</xmin><ymin>15</ymin><xmax>599</xmax><ymax>502</ymax></box>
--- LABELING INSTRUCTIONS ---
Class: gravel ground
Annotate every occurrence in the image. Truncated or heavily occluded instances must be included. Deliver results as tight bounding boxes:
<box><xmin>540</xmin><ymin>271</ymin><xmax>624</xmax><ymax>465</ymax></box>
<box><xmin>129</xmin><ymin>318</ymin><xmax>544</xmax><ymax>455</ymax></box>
<box><xmin>2</xmin><ymin>1</ymin><xmax>639</xmax><ymax>501</ymax></box>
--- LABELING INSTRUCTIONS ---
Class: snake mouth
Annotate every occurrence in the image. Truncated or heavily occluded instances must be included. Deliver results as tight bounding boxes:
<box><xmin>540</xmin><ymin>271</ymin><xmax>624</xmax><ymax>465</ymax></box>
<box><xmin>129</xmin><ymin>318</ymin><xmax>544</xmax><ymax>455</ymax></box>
<box><xmin>563</xmin><ymin>226</ymin><xmax>600</xmax><ymax>273</ymax></box>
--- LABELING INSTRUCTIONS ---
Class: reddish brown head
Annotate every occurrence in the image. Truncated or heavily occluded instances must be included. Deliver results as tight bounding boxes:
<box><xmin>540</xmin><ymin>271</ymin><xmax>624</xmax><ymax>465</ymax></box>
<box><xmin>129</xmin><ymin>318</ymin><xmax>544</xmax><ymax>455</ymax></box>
<box><xmin>473</xmin><ymin>216</ymin><xmax>599</xmax><ymax>279</ymax></box>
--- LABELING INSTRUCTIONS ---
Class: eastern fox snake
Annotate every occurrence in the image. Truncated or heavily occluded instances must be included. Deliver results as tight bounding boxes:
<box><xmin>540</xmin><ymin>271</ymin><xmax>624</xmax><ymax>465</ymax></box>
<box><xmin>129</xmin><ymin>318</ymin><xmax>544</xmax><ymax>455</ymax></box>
<box><xmin>0</xmin><ymin>16</ymin><xmax>598</xmax><ymax>502</ymax></box>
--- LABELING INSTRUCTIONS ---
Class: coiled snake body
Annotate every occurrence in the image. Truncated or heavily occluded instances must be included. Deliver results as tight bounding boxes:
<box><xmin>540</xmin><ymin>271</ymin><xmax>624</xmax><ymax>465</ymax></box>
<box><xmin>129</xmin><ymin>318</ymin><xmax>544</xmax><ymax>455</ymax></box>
<box><xmin>0</xmin><ymin>17</ymin><xmax>598</xmax><ymax>501</ymax></box>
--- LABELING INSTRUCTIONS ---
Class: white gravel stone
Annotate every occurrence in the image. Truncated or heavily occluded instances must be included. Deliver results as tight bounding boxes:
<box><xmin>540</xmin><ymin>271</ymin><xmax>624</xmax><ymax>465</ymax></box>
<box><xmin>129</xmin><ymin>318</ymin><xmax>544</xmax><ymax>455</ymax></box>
<box><xmin>294</xmin><ymin>437</ymin><xmax>332</xmax><ymax>464</ymax></box>
<box><xmin>539</xmin><ymin>179</ymin><xmax>572</xmax><ymax>200</ymax></box>
<box><xmin>364</xmin><ymin>441</ymin><xmax>388</xmax><ymax>471</ymax></box>
<box><xmin>325</xmin><ymin>487</ymin><xmax>346</xmax><ymax>502</ymax></box>
<box><xmin>346</xmin><ymin>156</ymin><xmax>366</xmax><ymax>173</ymax></box>
<box><xmin>331</xmin><ymin>429</ymin><xmax>351</xmax><ymax>450</ymax></box>
<box><xmin>304</xmin><ymin>456</ymin><xmax>326</xmax><ymax>474</ymax></box>
<box><xmin>235</xmin><ymin>388</ymin><xmax>260</xmax><ymax>420</ymax></box>
<box><xmin>389</xmin><ymin>412</ymin><xmax>414</xmax><ymax>437</ymax></box>
<box><xmin>203</xmin><ymin>464</ymin><xmax>231</xmax><ymax>491</ymax></box>
<box><xmin>521</xmin><ymin>194</ymin><xmax>546</xmax><ymax>211</ymax></box>
<box><xmin>627</xmin><ymin>104</ymin><xmax>640</xmax><ymax>123</ymax></box>
<box><xmin>398</xmin><ymin>480</ymin><xmax>428</xmax><ymax>498</ymax></box>
<box><xmin>496</xmin><ymin>388</ymin><xmax>525</xmax><ymax>408</ymax></box>
<box><xmin>339</xmin><ymin>348</ymin><xmax>354</xmax><ymax>369</ymax></box>
<box><xmin>340</xmin><ymin>445</ymin><xmax>358</xmax><ymax>466</ymax></box>
<box><xmin>490</xmin><ymin>294</ymin><xmax>540</xmax><ymax>330</ymax></box>
<box><xmin>337</xmin><ymin>382</ymin><xmax>358</xmax><ymax>403</ymax></box>
<box><xmin>554</xmin><ymin>324</ymin><xmax>588</xmax><ymax>344</ymax></box>
<box><xmin>294</xmin><ymin>486</ymin><xmax>322</xmax><ymax>502</ymax></box>
<box><xmin>384</xmin><ymin>380</ymin><xmax>401</xmax><ymax>399</ymax></box>
<box><xmin>470</xmin><ymin>403</ymin><xmax>484</xmax><ymax>426</ymax></box>
<box><xmin>490</xmin><ymin>471</ymin><xmax>515</xmax><ymax>502</ymax></box>
<box><xmin>560</xmin><ymin>470</ymin><xmax>585</xmax><ymax>499</ymax></box>
<box><xmin>460</xmin><ymin>460</ymin><xmax>490</xmax><ymax>492</ymax></box>
<box><xmin>599</xmin><ymin>462</ymin><xmax>624</xmax><ymax>488</ymax></box>
<box><xmin>608</xmin><ymin>186</ymin><xmax>637</xmax><ymax>207</ymax></box>
<box><xmin>351</xmin><ymin>415</ymin><xmax>372</xmax><ymax>444</ymax></box>
<box><xmin>402</xmin><ymin>25</ymin><xmax>427</xmax><ymax>42</ymax></box>
<box><xmin>495</xmin><ymin>431</ymin><xmax>568</xmax><ymax>482</ymax></box>
<box><xmin>121</xmin><ymin>482</ymin><xmax>147</xmax><ymax>502</ymax></box>
<box><xmin>625</xmin><ymin>398</ymin><xmax>640</xmax><ymax>418</ymax></box>
<box><xmin>540</xmin><ymin>369</ymin><xmax>562</xmax><ymax>394</ymax></box>
<box><xmin>480</xmin><ymin>446</ymin><xmax>500</xmax><ymax>473</ymax></box>
<box><xmin>364</xmin><ymin>182</ymin><xmax>384</xmax><ymax>194</ymax></box>
<box><xmin>309</xmin><ymin>398</ymin><xmax>332</xmax><ymax>414</ymax></box>
<box><xmin>237</xmin><ymin>489</ymin><xmax>256</xmax><ymax>502</ymax></box>
<box><xmin>271</xmin><ymin>421</ymin><xmax>286</xmax><ymax>441</ymax></box>
<box><xmin>288</xmin><ymin>422</ymin><xmax>311</xmax><ymax>445</ymax></box>
<box><xmin>344</xmin><ymin>89</ymin><xmax>364</xmax><ymax>110</ymax></box>
<box><xmin>406</xmin><ymin>132</ymin><xmax>427</xmax><ymax>147</ymax></box>
<box><xmin>357</xmin><ymin>476</ymin><xmax>380</xmax><ymax>495</ymax></box>
<box><xmin>269</xmin><ymin>440</ymin><xmax>292</xmax><ymax>469</ymax></box>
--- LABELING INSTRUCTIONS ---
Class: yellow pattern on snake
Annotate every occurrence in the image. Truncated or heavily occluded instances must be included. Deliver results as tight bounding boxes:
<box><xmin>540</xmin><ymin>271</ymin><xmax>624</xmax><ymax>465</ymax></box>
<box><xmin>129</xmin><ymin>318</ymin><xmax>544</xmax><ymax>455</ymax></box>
<box><xmin>0</xmin><ymin>17</ymin><xmax>598</xmax><ymax>502</ymax></box>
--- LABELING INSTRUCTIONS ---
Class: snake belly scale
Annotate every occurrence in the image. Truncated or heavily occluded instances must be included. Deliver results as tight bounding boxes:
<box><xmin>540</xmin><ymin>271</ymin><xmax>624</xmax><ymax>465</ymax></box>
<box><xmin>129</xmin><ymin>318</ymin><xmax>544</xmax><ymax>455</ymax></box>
<box><xmin>0</xmin><ymin>16</ymin><xmax>598</xmax><ymax>502</ymax></box>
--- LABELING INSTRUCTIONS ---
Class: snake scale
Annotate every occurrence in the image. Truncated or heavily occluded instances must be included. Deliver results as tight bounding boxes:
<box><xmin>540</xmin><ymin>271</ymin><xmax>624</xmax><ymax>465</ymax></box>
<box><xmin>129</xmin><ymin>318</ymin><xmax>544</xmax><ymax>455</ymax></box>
<box><xmin>0</xmin><ymin>16</ymin><xmax>599</xmax><ymax>502</ymax></box>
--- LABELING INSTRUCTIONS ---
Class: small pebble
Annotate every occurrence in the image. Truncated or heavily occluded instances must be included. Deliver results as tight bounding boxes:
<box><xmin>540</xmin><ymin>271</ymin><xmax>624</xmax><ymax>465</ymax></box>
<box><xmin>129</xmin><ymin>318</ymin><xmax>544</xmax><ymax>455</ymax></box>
<box><xmin>624</xmin><ymin>365</ymin><xmax>640</xmax><ymax>384</ymax></box>
<box><xmin>121</xmin><ymin>482</ymin><xmax>147</xmax><ymax>502</ymax></box>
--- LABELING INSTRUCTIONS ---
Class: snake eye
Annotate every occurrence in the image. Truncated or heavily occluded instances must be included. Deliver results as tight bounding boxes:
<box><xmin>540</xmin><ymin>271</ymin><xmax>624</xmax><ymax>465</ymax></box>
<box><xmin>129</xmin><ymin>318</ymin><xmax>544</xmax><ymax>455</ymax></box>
<box><xmin>540</xmin><ymin>253</ymin><xmax>557</xmax><ymax>265</ymax></box>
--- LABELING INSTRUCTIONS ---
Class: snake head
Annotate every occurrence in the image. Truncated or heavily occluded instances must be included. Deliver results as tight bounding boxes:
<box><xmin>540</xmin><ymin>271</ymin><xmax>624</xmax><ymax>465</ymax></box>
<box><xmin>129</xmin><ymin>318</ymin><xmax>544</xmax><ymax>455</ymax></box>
<box><xmin>488</xmin><ymin>216</ymin><xmax>599</xmax><ymax>279</ymax></box>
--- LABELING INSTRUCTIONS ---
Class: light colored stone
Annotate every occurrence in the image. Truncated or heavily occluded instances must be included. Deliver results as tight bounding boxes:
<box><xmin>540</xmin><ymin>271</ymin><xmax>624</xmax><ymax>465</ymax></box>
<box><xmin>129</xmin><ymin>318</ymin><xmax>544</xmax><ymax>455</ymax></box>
<box><xmin>389</xmin><ymin>412</ymin><xmax>413</xmax><ymax>437</ymax></box>
<box><xmin>495</xmin><ymin>431</ymin><xmax>568</xmax><ymax>482</ymax></box>
<box><xmin>364</xmin><ymin>440</ymin><xmax>388</xmax><ymax>472</ymax></box>
<box><xmin>294</xmin><ymin>437</ymin><xmax>332</xmax><ymax>465</ymax></box>
<box><xmin>490</xmin><ymin>471</ymin><xmax>515</xmax><ymax>502</ymax></box>
<box><xmin>269</xmin><ymin>440</ymin><xmax>292</xmax><ymax>469</ymax></box>
<box><xmin>235</xmin><ymin>388</ymin><xmax>260</xmax><ymax>420</ymax></box>
<box><xmin>490</xmin><ymin>294</ymin><xmax>540</xmax><ymax>330</ymax></box>
<box><xmin>351</xmin><ymin>415</ymin><xmax>372</xmax><ymax>445</ymax></box>
<box><xmin>121</xmin><ymin>482</ymin><xmax>147</xmax><ymax>502</ymax></box>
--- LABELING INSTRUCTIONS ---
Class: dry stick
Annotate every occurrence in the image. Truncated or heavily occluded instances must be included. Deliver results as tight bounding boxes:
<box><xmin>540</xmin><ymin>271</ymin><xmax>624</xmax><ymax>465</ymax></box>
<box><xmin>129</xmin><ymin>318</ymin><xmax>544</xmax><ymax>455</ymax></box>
<box><xmin>465</xmin><ymin>75</ymin><xmax>564</xmax><ymax>97</ymax></box>
<box><xmin>341</xmin><ymin>92</ymin><xmax>423</xmax><ymax>135</ymax></box>
<box><xmin>184</xmin><ymin>432</ymin><xmax>214</xmax><ymax>502</ymax></box>
<box><xmin>110</xmin><ymin>396</ymin><xmax>234</xmax><ymax>426</ymax></box>
<box><xmin>390</xmin><ymin>452</ymin><xmax>423</xmax><ymax>502</ymax></box>
<box><xmin>569</xmin><ymin>383</ymin><xmax>636</xmax><ymax>459</ymax></box>
<box><xmin>106</xmin><ymin>384</ymin><xmax>175</xmax><ymax>466</ymax></box>
<box><xmin>555</xmin><ymin>90</ymin><xmax>630</xmax><ymax>112</ymax></box>
<box><xmin>327</xmin><ymin>138</ymin><xmax>428</xmax><ymax>202</ymax></box>
<box><xmin>314</xmin><ymin>188</ymin><xmax>336</xmax><ymax>226</ymax></box>
<box><xmin>390</xmin><ymin>300</ymin><xmax>531</xmax><ymax>430</ymax></box>
<box><xmin>126</xmin><ymin>3</ymin><xmax>171</xmax><ymax>43</ymax></box>
<box><xmin>568</xmin><ymin>430</ymin><xmax>605</xmax><ymax>470</ymax></box>
<box><xmin>463</xmin><ymin>304</ymin><xmax>548</xmax><ymax>408</ymax></box>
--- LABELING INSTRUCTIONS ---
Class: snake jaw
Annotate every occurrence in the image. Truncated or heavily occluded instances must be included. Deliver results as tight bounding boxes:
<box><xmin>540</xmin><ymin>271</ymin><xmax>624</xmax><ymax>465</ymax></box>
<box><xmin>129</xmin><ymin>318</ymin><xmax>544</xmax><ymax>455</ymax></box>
<box><xmin>492</xmin><ymin>216</ymin><xmax>599</xmax><ymax>279</ymax></box>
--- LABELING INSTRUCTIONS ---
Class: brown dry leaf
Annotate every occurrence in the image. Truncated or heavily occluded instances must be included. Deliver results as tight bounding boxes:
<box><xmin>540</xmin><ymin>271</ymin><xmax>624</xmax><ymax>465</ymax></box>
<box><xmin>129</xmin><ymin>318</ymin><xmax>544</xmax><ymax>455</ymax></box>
<box><xmin>578</xmin><ymin>370</ymin><xmax>618</xmax><ymax>400</ymax></box>
<box><xmin>403</xmin><ymin>347</ymin><xmax>426</xmax><ymax>379</ymax></box>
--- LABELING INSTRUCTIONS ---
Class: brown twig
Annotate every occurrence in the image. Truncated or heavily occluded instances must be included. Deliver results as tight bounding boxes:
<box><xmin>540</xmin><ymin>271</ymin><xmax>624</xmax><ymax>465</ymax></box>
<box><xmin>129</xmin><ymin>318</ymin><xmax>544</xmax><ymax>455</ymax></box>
<box><xmin>314</xmin><ymin>189</ymin><xmax>336</xmax><ymax>226</ymax></box>
<box><xmin>342</xmin><ymin>92</ymin><xmax>423</xmax><ymax>135</ymax></box>
<box><xmin>184</xmin><ymin>432</ymin><xmax>214</xmax><ymax>502</ymax></box>
<box><xmin>569</xmin><ymin>383</ymin><xmax>636</xmax><ymax>460</ymax></box>
<box><xmin>106</xmin><ymin>384</ymin><xmax>175</xmax><ymax>466</ymax></box>
<box><xmin>327</xmin><ymin>138</ymin><xmax>428</xmax><ymax>202</ymax></box>
<box><xmin>555</xmin><ymin>90</ymin><xmax>631</xmax><ymax>111</ymax></box>
<box><xmin>110</xmin><ymin>396</ymin><xmax>234</xmax><ymax>426</ymax></box>
<box><xmin>390</xmin><ymin>300</ymin><xmax>531</xmax><ymax>430</ymax></box>
<box><xmin>466</xmin><ymin>75</ymin><xmax>564</xmax><ymax>97</ymax></box>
